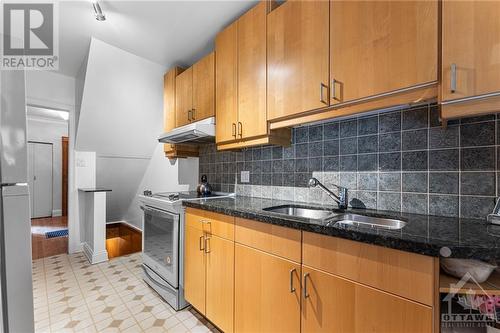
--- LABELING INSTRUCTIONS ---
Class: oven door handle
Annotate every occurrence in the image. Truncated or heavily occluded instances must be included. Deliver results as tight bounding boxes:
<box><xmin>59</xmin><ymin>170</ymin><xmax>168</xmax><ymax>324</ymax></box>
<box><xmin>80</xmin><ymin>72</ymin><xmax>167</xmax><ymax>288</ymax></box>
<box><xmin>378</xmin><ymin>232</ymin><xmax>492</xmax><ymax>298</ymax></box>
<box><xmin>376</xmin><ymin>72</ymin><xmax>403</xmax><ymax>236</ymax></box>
<box><xmin>140</xmin><ymin>205</ymin><xmax>178</xmax><ymax>220</ymax></box>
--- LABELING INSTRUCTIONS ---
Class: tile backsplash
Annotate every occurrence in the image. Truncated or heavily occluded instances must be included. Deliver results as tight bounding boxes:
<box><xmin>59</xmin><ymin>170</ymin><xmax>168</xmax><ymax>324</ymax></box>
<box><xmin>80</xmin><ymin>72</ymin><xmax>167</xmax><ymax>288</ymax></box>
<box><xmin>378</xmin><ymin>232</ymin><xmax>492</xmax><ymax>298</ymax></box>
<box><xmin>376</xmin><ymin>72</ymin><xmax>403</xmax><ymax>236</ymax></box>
<box><xmin>198</xmin><ymin>103</ymin><xmax>499</xmax><ymax>219</ymax></box>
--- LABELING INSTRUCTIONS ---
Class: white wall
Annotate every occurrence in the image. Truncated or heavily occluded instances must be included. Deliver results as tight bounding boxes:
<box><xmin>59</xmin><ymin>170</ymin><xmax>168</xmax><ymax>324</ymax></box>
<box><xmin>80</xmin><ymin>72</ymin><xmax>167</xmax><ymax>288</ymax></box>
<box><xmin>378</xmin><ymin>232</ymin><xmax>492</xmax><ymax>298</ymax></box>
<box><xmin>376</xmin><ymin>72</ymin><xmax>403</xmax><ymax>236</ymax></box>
<box><xmin>26</xmin><ymin>71</ymin><xmax>76</xmax><ymax>109</ymax></box>
<box><xmin>122</xmin><ymin>146</ymin><xmax>199</xmax><ymax>229</ymax></box>
<box><xmin>27</xmin><ymin>117</ymin><xmax>68</xmax><ymax>216</ymax></box>
<box><xmin>76</xmin><ymin>38</ymin><xmax>197</xmax><ymax>228</ymax></box>
<box><xmin>76</xmin><ymin>37</ymin><xmax>166</xmax><ymax>157</ymax></box>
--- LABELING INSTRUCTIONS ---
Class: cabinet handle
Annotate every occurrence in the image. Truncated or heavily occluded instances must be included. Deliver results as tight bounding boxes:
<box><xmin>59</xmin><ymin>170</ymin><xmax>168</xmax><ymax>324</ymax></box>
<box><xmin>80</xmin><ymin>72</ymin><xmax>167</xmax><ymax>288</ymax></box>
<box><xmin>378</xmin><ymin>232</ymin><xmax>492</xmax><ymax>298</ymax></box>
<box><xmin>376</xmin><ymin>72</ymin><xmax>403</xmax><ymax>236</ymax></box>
<box><xmin>450</xmin><ymin>63</ymin><xmax>457</xmax><ymax>93</ymax></box>
<box><xmin>331</xmin><ymin>79</ymin><xmax>340</xmax><ymax>102</ymax></box>
<box><xmin>289</xmin><ymin>268</ymin><xmax>296</xmax><ymax>293</ymax></box>
<box><xmin>199</xmin><ymin>235</ymin><xmax>204</xmax><ymax>251</ymax></box>
<box><xmin>232</xmin><ymin>123</ymin><xmax>237</xmax><ymax>138</ymax></box>
<box><xmin>188</xmin><ymin>110</ymin><xmax>192</xmax><ymax>121</ymax></box>
<box><xmin>319</xmin><ymin>83</ymin><xmax>328</xmax><ymax>105</ymax></box>
<box><xmin>204</xmin><ymin>237</ymin><xmax>210</xmax><ymax>253</ymax></box>
<box><xmin>238</xmin><ymin>122</ymin><xmax>243</xmax><ymax>138</ymax></box>
<box><xmin>303</xmin><ymin>273</ymin><xmax>310</xmax><ymax>298</ymax></box>
<box><xmin>191</xmin><ymin>108</ymin><xmax>196</xmax><ymax>120</ymax></box>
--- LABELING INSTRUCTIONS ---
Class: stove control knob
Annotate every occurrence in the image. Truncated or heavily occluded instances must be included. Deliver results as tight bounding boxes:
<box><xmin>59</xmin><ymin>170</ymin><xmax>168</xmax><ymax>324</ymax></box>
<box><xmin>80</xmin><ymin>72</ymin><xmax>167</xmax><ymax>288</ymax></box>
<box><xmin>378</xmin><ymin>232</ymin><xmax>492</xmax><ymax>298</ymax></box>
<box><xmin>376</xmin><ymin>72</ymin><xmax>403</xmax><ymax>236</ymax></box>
<box><xmin>143</xmin><ymin>190</ymin><xmax>152</xmax><ymax>196</ymax></box>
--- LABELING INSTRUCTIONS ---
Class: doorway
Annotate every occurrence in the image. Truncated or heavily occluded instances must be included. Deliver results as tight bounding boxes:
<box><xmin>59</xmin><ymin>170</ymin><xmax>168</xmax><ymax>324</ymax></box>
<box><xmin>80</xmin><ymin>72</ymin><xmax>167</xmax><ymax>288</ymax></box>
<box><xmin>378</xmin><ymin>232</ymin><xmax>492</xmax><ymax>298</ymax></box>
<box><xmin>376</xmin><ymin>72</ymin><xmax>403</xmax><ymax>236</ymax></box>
<box><xmin>26</xmin><ymin>106</ymin><xmax>69</xmax><ymax>259</ymax></box>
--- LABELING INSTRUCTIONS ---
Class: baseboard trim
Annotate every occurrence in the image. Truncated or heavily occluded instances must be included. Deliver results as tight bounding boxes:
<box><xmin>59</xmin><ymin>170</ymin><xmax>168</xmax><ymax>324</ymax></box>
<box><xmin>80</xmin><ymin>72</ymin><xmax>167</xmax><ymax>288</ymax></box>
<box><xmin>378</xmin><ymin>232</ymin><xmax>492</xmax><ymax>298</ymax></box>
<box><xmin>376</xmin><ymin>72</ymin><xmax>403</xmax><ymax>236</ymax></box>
<box><xmin>52</xmin><ymin>209</ymin><xmax>62</xmax><ymax>217</ymax></box>
<box><xmin>107</xmin><ymin>220</ymin><xmax>142</xmax><ymax>232</ymax></box>
<box><xmin>82</xmin><ymin>242</ymin><xmax>108</xmax><ymax>264</ymax></box>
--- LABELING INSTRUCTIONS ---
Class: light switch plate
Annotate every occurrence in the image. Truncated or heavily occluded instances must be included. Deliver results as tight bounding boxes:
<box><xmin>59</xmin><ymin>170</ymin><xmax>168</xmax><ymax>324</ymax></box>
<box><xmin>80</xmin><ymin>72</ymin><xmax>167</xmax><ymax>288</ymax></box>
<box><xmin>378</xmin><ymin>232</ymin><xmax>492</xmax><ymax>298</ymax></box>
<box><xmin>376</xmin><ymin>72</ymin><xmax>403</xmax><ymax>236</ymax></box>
<box><xmin>76</xmin><ymin>158</ymin><xmax>87</xmax><ymax>167</ymax></box>
<box><xmin>241</xmin><ymin>171</ymin><xmax>250</xmax><ymax>183</ymax></box>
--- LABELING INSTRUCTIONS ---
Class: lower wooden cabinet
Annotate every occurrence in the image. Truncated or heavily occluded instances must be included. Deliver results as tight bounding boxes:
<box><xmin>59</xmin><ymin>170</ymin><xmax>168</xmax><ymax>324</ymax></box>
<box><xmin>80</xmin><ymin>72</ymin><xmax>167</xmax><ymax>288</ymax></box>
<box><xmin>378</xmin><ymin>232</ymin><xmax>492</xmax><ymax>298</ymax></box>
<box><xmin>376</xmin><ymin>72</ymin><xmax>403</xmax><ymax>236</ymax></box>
<box><xmin>184</xmin><ymin>210</ymin><xmax>234</xmax><ymax>333</ymax></box>
<box><xmin>234</xmin><ymin>244</ymin><xmax>301</xmax><ymax>333</ymax></box>
<box><xmin>184</xmin><ymin>224</ymin><xmax>206</xmax><ymax>314</ymax></box>
<box><xmin>185</xmin><ymin>211</ymin><xmax>438</xmax><ymax>333</ymax></box>
<box><xmin>206</xmin><ymin>235</ymin><xmax>234</xmax><ymax>333</ymax></box>
<box><xmin>302</xmin><ymin>265</ymin><xmax>433</xmax><ymax>333</ymax></box>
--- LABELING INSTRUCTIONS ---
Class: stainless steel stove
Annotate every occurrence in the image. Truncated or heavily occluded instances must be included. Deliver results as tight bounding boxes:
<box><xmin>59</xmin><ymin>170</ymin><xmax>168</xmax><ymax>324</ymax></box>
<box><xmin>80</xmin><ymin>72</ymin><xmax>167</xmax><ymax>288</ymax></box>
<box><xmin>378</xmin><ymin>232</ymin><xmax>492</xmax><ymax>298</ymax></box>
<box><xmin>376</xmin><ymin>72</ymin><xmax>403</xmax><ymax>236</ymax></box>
<box><xmin>138</xmin><ymin>191</ymin><xmax>233</xmax><ymax>310</ymax></box>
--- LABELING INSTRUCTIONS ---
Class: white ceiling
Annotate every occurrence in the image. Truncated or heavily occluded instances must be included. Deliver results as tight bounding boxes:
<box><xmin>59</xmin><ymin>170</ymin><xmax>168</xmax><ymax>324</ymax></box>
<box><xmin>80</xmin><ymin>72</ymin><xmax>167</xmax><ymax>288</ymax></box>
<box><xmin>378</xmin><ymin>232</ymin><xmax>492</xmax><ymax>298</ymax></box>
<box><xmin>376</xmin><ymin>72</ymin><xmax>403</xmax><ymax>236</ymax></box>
<box><xmin>58</xmin><ymin>0</ymin><xmax>256</xmax><ymax>77</ymax></box>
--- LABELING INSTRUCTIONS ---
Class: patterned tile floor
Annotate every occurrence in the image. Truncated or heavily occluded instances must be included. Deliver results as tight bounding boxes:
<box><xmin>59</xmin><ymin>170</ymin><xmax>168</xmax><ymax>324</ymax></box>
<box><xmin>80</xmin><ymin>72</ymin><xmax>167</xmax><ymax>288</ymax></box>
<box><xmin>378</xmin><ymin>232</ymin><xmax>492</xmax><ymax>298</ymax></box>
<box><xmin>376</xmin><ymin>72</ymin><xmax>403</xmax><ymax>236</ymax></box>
<box><xmin>32</xmin><ymin>252</ymin><xmax>218</xmax><ymax>333</ymax></box>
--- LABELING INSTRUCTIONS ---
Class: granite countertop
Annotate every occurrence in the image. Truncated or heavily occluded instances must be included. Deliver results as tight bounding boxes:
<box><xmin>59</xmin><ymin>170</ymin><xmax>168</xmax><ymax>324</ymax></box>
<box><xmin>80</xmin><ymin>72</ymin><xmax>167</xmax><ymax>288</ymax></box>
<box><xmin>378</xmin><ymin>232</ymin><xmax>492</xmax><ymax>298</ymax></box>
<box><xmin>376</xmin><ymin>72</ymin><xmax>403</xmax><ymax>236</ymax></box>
<box><xmin>183</xmin><ymin>195</ymin><xmax>500</xmax><ymax>262</ymax></box>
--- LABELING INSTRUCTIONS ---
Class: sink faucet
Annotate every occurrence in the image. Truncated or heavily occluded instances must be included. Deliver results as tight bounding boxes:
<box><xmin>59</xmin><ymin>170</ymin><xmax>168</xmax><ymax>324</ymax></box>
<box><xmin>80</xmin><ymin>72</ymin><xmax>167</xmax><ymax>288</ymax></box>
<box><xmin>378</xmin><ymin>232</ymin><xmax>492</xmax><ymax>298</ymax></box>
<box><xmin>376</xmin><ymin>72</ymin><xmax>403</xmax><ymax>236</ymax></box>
<box><xmin>308</xmin><ymin>177</ymin><xmax>348</xmax><ymax>209</ymax></box>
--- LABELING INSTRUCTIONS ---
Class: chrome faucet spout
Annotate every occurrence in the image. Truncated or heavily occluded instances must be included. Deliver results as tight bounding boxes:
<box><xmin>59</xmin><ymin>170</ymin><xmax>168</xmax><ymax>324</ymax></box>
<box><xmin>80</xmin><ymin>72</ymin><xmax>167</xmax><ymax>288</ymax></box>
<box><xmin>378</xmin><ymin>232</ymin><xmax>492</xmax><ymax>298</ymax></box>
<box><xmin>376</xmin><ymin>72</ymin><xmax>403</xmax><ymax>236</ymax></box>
<box><xmin>308</xmin><ymin>177</ymin><xmax>348</xmax><ymax>209</ymax></box>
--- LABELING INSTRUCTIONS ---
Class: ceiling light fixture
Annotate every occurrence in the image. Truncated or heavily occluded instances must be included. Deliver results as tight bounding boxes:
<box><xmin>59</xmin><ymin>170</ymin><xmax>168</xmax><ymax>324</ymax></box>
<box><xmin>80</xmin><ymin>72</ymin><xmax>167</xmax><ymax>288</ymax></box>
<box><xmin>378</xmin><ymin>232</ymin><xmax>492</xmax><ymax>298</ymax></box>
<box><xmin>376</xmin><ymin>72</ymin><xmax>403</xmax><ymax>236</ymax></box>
<box><xmin>91</xmin><ymin>0</ymin><xmax>106</xmax><ymax>21</ymax></box>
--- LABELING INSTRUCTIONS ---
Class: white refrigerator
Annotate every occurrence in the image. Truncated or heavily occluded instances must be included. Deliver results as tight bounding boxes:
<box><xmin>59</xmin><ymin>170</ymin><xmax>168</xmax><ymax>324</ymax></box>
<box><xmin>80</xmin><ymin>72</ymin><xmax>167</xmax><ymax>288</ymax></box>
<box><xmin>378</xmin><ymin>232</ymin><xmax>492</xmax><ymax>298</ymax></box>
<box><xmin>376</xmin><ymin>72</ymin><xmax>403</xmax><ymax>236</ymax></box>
<box><xmin>0</xmin><ymin>69</ymin><xmax>35</xmax><ymax>332</ymax></box>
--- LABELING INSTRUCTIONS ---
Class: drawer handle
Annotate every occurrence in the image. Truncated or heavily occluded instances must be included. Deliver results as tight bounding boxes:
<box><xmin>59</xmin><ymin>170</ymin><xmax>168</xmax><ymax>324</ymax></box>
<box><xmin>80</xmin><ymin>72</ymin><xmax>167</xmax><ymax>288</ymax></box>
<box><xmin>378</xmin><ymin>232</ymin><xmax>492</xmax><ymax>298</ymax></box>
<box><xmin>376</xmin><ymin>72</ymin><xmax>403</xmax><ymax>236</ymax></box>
<box><xmin>232</xmin><ymin>123</ymin><xmax>237</xmax><ymax>138</ymax></box>
<box><xmin>188</xmin><ymin>109</ymin><xmax>192</xmax><ymax>121</ymax></box>
<box><xmin>192</xmin><ymin>108</ymin><xmax>196</xmax><ymax>120</ymax></box>
<box><xmin>450</xmin><ymin>63</ymin><xmax>457</xmax><ymax>93</ymax></box>
<box><xmin>290</xmin><ymin>268</ymin><xmax>296</xmax><ymax>293</ymax></box>
<box><xmin>199</xmin><ymin>235</ymin><xmax>204</xmax><ymax>251</ymax></box>
<box><xmin>303</xmin><ymin>273</ymin><xmax>310</xmax><ymax>298</ymax></box>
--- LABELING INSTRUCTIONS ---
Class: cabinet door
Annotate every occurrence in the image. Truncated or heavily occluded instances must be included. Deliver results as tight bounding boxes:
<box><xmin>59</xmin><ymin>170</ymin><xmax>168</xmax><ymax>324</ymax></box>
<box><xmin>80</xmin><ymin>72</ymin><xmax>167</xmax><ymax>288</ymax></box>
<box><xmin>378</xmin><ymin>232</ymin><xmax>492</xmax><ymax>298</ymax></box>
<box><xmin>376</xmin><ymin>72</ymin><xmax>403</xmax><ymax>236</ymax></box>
<box><xmin>206</xmin><ymin>235</ymin><xmax>234</xmax><ymax>333</ymax></box>
<box><xmin>237</xmin><ymin>1</ymin><xmax>267</xmax><ymax>139</ymax></box>
<box><xmin>331</xmin><ymin>1</ymin><xmax>437</xmax><ymax>105</ymax></box>
<box><xmin>175</xmin><ymin>67</ymin><xmax>193</xmax><ymax>127</ymax></box>
<box><xmin>267</xmin><ymin>0</ymin><xmax>330</xmax><ymax>121</ymax></box>
<box><xmin>215</xmin><ymin>22</ymin><xmax>239</xmax><ymax>144</ymax></box>
<box><xmin>302</xmin><ymin>266</ymin><xmax>433</xmax><ymax>333</ymax></box>
<box><xmin>164</xmin><ymin>67</ymin><xmax>181</xmax><ymax>155</ymax></box>
<box><xmin>235</xmin><ymin>244</ymin><xmax>301</xmax><ymax>333</ymax></box>
<box><xmin>442</xmin><ymin>0</ymin><xmax>500</xmax><ymax>102</ymax></box>
<box><xmin>184</xmin><ymin>224</ymin><xmax>205</xmax><ymax>314</ymax></box>
<box><xmin>193</xmin><ymin>52</ymin><xmax>215</xmax><ymax>121</ymax></box>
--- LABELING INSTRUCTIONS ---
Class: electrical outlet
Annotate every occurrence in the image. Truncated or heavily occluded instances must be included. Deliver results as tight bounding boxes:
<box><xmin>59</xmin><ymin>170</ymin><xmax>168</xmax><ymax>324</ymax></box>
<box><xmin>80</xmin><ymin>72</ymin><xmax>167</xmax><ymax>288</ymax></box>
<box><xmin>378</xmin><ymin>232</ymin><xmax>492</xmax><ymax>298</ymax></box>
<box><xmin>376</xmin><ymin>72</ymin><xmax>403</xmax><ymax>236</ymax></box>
<box><xmin>241</xmin><ymin>171</ymin><xmax>250</xmax><ymax>183</ymax></box>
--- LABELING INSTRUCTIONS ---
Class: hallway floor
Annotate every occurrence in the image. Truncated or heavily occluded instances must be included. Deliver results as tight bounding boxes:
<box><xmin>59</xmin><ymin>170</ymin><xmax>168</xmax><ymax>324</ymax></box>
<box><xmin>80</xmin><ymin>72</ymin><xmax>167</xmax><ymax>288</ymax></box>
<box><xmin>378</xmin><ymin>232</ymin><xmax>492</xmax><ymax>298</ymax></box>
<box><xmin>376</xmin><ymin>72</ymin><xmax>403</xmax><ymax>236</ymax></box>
<box><xmin>32</xmin><ymin>216</ymin><xmax>68</xmax><ymax>260</ymax></box>
<box><xmin>32</xmin><ymin>252</ymin><xmax>217</xmax><ymax>333</ymax></box>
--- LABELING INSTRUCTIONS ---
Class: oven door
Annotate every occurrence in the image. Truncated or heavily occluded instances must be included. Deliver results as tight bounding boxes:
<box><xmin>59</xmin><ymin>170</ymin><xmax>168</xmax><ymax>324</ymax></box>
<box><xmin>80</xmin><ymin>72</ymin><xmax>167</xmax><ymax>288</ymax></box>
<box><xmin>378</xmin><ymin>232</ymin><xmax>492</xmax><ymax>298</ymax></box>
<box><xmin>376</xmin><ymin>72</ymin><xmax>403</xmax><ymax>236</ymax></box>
<box><xmin>141</xmin><ymin>205</ymin><xmax>179</xmax><ymax>288</ymax></box>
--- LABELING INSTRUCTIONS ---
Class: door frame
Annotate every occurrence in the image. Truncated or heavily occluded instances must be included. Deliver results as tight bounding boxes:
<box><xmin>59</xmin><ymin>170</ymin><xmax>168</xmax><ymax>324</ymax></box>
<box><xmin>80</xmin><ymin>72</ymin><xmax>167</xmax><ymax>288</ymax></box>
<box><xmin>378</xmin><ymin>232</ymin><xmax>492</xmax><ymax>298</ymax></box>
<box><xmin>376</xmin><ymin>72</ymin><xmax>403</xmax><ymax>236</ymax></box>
<box><xmin>26</xmin><ymin>102</ymin><xmax>79</xmax><ymax>254</ymax></box>
<box><xmin>62</xmin><ymin>136</ymin><xmax>69</xmax><ymax>216</ymax></box>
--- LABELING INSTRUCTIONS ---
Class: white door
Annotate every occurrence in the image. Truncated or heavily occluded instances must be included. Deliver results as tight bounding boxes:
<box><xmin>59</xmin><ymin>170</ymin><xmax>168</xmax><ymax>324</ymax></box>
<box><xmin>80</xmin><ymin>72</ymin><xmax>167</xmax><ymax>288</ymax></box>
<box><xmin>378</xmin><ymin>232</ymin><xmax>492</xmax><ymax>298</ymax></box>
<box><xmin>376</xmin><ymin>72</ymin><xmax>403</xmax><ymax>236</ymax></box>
<box><xmin>28</xmin><ymin>142</ymin><xmax>53</xmax><ymax>218</ymax></box>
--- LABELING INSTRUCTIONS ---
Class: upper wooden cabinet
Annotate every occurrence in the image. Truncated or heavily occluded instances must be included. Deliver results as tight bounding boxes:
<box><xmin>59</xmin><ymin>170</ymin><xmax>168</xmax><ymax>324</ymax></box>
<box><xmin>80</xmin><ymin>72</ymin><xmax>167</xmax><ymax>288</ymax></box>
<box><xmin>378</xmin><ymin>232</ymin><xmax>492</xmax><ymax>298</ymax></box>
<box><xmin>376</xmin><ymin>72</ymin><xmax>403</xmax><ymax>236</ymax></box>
<box><xmin>163</xmin><ymin>67</ymin><xmax>198</xmax><ymax>159</ymax></box>
<box><xmin>216</xmin><ymin>1</ymin><xmax>291</xmax><ymax>150</ymax></box>
<box><xmin>175</xmin><ymin>67</ymin><xmax>193</xmax><ymax>127</ymax></box>
<box><xmin>215</xmin><ymin>21</ymin><xmax>239</xmax><ymax>143</ymax></box>
<box><xmin>267</xmin><ymin>0</ymin><xmax>330</xmax><ymax>121</ymax></box>
<box><xmin>175</xmin><ymin>53</ymin><xmax>215</xmax><ymax>127</ymax></box>
<box><xmin>237</xmin><ymin>1</ymin><xmax>267</xmax><ymax>140</ymax></box>
<box><xmin>330</xmin><ymin>0</ymin><xmax>437</xmax><ymax>104</ymax></box>
<box><xmin>267</xmin><ymin>0</ymin><xmax>438</xmax><ymax>129</ymax></box>
<box><xmin>441</xmin><ymin>0</ymin><xmax>500</xmax><ymax>119</ymax></box>
<box><xmin>193</xmin><ymin>52</ymin><xmax>215</xmax><ymax>122</ymax></box>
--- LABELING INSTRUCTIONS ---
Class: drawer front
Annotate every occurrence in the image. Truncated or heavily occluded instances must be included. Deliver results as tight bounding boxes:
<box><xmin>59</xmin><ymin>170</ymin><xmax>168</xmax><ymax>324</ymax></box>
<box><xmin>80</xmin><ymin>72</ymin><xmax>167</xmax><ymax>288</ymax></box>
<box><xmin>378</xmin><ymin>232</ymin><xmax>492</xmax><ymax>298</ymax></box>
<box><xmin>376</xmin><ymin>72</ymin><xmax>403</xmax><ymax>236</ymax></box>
<box><xmin>302</xmin><ymin>232</ymin><xmax>435</xmax><ymax>306</ymax></box>
<box><xmin>235</xmin><ymin>217</ymin><xmax>301</xmax><ymax>262</ymax></box>
<box><xmin>185</xmin><ymin>208</ymin><xmax>235</xmax><ymax>240</ymax></box>
<box><xmin>185</xmin><ymin>208</ymin><xmax>205</xmax><ymax>231</ymax></box>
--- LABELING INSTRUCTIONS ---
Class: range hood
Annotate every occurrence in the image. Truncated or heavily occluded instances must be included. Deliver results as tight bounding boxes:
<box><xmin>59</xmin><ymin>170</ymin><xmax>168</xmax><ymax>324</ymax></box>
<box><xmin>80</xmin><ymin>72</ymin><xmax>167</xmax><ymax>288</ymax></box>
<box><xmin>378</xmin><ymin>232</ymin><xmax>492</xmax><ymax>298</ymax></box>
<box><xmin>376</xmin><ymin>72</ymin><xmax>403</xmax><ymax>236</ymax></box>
<box><xmin>158</xmin><ymin>117</ymin><xmax>215</xmax><ymax>144</ymax></box>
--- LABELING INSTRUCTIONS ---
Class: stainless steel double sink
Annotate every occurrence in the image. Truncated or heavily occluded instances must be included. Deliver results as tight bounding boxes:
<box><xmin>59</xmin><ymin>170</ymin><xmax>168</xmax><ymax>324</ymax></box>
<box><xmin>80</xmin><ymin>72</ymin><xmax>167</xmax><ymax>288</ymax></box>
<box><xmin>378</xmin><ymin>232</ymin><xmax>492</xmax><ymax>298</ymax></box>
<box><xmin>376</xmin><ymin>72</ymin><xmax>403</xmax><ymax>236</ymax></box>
<box><xmin>263</xmin><ymin>204</ymin><xmax>406</xmax><ymax>230</ymax></box>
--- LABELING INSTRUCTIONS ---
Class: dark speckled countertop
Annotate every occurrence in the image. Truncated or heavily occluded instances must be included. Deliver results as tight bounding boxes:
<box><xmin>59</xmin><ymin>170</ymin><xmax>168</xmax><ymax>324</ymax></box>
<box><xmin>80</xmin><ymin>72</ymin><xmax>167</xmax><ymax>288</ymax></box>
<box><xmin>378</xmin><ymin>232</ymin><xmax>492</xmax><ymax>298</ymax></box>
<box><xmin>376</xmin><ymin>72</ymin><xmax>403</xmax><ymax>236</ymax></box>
<box><xmin>183</xmin><ymin>195</ymin><xmax>500</xmax><ymax>261</ymax></box>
